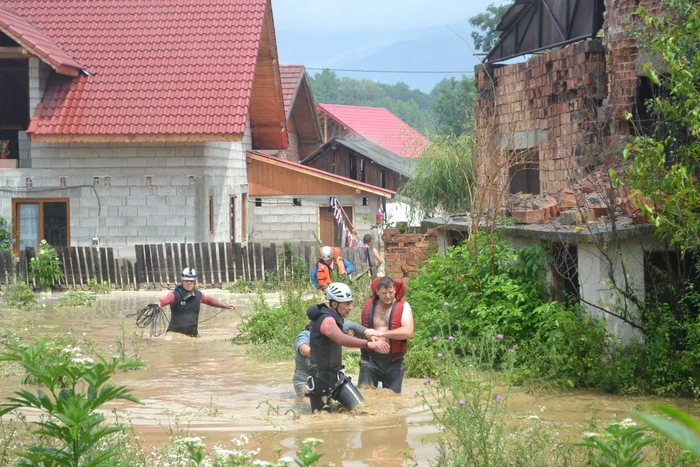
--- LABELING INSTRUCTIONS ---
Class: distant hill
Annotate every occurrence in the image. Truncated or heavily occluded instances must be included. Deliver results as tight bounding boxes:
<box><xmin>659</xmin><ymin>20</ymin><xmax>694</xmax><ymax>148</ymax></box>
<box><xmin>339</xmin><ymin>27</ymin><xmax>482</xmax><ymax>92</ymax></box>
<box><xmin>277</xmin><ymin>24</ymin><xmax>482</xmax><ymax>92</ymax></box>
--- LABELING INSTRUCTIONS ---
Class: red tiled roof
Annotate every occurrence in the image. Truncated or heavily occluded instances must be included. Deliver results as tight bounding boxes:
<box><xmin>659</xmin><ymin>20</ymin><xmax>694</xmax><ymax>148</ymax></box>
<box><xmin>6</xmin><ymin>0</ymin><xmax>269</xmax><ymax>139</ymax></box>
<box><xmin>317</xmin><ymin>103</ymin><xmax>429</xmax><ymax>158</ymax></box>
<box><xmin>279</xmin><ymin>65</ymin><xmax>305</xmax><ymax>116</ymax></box>
<box><xmin>0</xmin><ymin>5</ymin><xmax>83</xmax><ymax>76</ymax></box>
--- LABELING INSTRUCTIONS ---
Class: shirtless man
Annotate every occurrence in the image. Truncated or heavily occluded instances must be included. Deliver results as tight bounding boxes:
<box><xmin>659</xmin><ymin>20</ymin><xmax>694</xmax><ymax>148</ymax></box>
<box><xmin>358</xmin><ymin>276</ymin><xmax>414</xmax><ymax>393</ymax></box>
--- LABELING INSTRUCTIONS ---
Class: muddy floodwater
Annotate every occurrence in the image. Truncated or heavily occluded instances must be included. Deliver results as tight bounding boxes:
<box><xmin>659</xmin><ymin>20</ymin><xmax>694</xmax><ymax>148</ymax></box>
<box><xmin>1</xmin><ymin>291</ymin><xmax>697</xmax><ymax>466</ymax></box>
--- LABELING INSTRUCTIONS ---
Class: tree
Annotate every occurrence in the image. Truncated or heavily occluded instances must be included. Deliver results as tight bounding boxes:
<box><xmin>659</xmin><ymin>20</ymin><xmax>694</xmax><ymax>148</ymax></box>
<box><xmin>469</xmin><ymin>1</ymin><xmax>514</xmax><ymax>52</ymax></box>
<box><xmin>623</xmin><ymin>0</ymin><xmax>700</xmax><ymax>256</ymax></box>
<box><xmin>399</xmin><ymin>133</ymin><xmax>475</xmax><ymax>215</ymax></box>
<box><xmin>432</xmin><ymin>76</ymin><xmax>476</xmax><ymax>136</ymax></box>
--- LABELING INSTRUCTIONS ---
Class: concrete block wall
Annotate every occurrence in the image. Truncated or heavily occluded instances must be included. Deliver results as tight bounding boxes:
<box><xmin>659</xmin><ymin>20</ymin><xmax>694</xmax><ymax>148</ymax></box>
<box><xmin>476</xmin><ymin>40</ymin><xmax>607</xmax><ymax>196</ymax></box>
<box><xmin>0</xmin><ymin>136</ymin><xmax>249</xmax><ymax>259</ymax></box>
<box><xmin>249</xmin><ymin>194</ymin><xmax>377</xmax><ymax>244</ymax></box>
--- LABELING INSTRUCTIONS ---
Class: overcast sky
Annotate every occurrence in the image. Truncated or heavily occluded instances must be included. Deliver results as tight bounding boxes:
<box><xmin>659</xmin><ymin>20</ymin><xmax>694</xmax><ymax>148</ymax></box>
<box><xmin>272</xmin><ymin>0</ymin><xmax>500</xmax><ymax>34</ymax></box>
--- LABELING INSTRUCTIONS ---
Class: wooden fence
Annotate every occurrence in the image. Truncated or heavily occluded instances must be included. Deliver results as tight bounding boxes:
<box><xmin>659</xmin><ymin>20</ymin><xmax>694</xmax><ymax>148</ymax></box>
<box><xmin>0</xmin><ymin>242</ymin><xmax>370</xmax><ymax>290</ymax></box>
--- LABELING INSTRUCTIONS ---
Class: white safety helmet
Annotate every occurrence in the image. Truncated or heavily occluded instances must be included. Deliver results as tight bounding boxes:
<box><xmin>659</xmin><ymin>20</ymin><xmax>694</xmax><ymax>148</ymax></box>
<box><xmin>181</xmin><ymin>267</ymin><xmax>197</xmax><ymax>281</ymax></box>
<box><xmin>325</xmin><ymin>282</ymin><xmax>354</xmax><ymax>303</ymax></box>
<box><xmin>320</xmin><ymin>246</ymin><xmax>333</xmax><ymax>260</ymax></box>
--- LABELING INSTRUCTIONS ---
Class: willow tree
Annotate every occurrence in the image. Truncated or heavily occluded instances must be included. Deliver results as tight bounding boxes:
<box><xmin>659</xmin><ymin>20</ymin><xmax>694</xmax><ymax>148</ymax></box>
<box><xmin>399</xmin><ymin>133</ymin><xmax>475</xmax><ymax>217</ymax></box>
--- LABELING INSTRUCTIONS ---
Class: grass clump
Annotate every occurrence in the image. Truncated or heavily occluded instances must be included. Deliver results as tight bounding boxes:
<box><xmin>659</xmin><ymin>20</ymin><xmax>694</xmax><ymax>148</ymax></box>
<box><xmin>0</xmin><ymin>282</ymin><xmax>37</xmax><ymax>309</ymax></box>
<box><xmin>57</xmin><ymin>290</ymin><xmax>97</xmax><ymax>307</ymax></box>
<box><xmin>88</xmin><ymin>277</ymin><xmax>112</xmax><ymax>294</ymax></box>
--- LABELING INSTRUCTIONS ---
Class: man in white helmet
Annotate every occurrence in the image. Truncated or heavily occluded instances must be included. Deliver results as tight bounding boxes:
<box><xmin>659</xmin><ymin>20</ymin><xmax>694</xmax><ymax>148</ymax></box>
<box><xmin>305</xmin><ymin>282</ymin><xmax>388</xmax><ymax>412</ymax></box>
<box><xmin>154</xmin><ymin>267</ymin><xmax>236</xmax><ymax>337</ymax></box>
<box><xmin>311</xmin><ymin>246</ymin><xmax>354</xmax><ymax>291</ymax></box>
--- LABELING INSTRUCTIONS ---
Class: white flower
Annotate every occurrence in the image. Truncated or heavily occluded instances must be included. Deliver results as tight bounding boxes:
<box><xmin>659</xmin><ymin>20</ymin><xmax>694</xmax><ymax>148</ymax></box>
<box><xmin>620</xmin><ymin>418</ymin><xmax>637</xmax><ymax>428</ymax></box>
<box><xmin>251</xmin><ymin>461</ymin><xmax>271</xmax><ymax>466</ymax></box>
<box><xmin>278</xmin><ymin>457</ymin><xmax>294</xmax><ymax>465</ymax></box>
<box><xmin>583</xmin><ymin>432</ymin><xmax>598</xmax><ymax>438</ymax></box>
<box><xmin>526</xmin><ymin>415</ymin><xmax>541</xmax><ymax>420</ymax></box>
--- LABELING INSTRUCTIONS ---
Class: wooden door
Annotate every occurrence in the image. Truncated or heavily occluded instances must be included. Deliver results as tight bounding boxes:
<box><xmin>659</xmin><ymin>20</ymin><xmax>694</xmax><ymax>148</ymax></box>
<box><xmin>319</xmin><ymin>206</ymin><xmax>354</xmax><ymax>247</ymax></box>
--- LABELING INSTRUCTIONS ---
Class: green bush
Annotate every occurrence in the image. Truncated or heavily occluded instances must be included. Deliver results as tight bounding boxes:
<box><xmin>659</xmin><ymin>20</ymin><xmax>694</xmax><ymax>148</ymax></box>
<box><xmin>1</xmin><ymin>282</ymin><xmax>37</xmax><ymax>309</ymax></box>
<box><xmin>57</xmin><ymin>290</ymin><xmax>98</xmax><ymax>307</ymax></box>
<box><xmin>29</xmin><ymin>240</ymin><xmax>64</xmax><ymax>291</ymax></box>
<box><xmin>406</xmin><ymin>231</ymin><xmax>612</xmax><ymax>389</ymax></box>
<box><xmin>235</xmin><ymin>287</ymin><xmax>313</xmax><ymax>360</ymax></box>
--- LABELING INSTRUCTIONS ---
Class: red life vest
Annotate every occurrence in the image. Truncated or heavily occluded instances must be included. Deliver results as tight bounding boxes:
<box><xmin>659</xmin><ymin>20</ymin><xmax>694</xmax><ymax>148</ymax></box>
<box><xmin>361</xmin><ymin>278</ymin><xmax>408</xmax><ymax>359</ymax></box>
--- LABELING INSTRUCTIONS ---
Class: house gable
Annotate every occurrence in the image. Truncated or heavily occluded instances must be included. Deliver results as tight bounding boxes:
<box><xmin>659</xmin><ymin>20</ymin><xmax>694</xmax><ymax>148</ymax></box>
<box><xmin>279</xmin><ymin>64</ymin><xmax>322</xmax><ymax>161</ymax></box>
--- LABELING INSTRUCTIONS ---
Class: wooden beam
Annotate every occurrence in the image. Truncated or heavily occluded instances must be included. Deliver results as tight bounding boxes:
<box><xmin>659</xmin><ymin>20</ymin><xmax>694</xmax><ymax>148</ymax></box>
<box><xmin>0</xmin><ymin>46</ymin><xmax>35</xmax><ymax>59</ymax></box>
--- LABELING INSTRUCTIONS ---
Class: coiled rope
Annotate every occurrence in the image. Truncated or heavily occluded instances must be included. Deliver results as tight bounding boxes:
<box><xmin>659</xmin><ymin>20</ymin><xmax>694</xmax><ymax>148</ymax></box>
<box><xmin>128</xmin><ymin>303</ymin><xmax>169</xmax><ymax>337</ymax></box>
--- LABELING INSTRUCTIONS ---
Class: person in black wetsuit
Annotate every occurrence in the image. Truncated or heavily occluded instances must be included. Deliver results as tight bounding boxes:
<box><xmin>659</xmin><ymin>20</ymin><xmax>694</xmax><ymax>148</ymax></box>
<box><xmin>306</xmin><ymin>282</ymin><xmax>388</xmax><ymax>412</ymax></box>
<box><xmin>154</xmin><ymin>267</ymin><xmax>235</xmax><ymax>337</ymax></box>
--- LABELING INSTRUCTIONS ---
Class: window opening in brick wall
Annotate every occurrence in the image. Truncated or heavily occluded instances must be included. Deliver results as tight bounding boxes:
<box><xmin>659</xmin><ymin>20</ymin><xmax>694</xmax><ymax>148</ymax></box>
<box><xmin>104</xmin><ymin>177</ymin><xmax>111</xmax><ymax>187</ymax></box>
<box><xmin>509</xmin><ymin>150</ymin><xmax>540</xmax><ymax>195</ymax></box>
<box><xmin>209</xmin><ymin>196</ymin><xmax>214</xmax><ymax>234</ymax></box>
<box><xmin>255</xmin><ymin>198</ymin><xmax>262</xmax><ymax>207</ymax></box>
<box><xmin>293</xmin><ymin>198</ymin><xmax>302</xmax><ymax>206</ymax></box>
<box><xmin>633</xmin><ymin>76</ymin><xmax>661</xmax><ymax>137</ymax></box>
<box><xmin>362</xmin><ymin>197</ymin><xmax>369</xmax><ymax>206</ymax></box>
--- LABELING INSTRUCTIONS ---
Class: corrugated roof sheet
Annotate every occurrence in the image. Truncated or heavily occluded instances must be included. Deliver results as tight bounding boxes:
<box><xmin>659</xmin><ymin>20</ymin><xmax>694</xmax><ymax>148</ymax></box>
<box><xmin>317</xmin><ymin>103</ymin><xmax>428</xmax><ymax>158</ymax></box>
<box><xmin>5</xmin><ymin>0</ymin><xmax>268</xmax><ymax>138</ymax></box>
<box><xmin>0</xmin><ymin>4</ymin><xmax>83</xmax><ymax>76</ymax></box>
<box><xmin>279</xmin><ymin>64</ymin><xmax>305</xmax><ymax>116</ymax></box>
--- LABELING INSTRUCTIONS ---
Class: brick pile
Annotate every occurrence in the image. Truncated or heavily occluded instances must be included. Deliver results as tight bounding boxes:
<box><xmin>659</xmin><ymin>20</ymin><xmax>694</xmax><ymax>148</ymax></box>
<box><xmin>382</xmin><ymin>226</ymin><xmax>437</xmax><ymax>279</ymax></box>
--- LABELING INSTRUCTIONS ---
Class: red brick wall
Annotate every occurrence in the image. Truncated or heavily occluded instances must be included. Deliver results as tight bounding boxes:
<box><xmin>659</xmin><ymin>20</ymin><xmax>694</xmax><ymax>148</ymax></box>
<box><xmin>476</xmin><ymin>0</ymin><xmax>663</xmax><ymax>200</ymax></box>
<box><xmin>477</xmin><ymin>40</ymin><xmax>606</xmax><ymax>195</ymax></box>
<box><xmin>382</xmin><ymin>227</ymin><xmax>437</xmax><ymax>279</ymax></box>
<box><xmin>603</xmin><ymin>0</ymin><xmax>664</xmax><ymax>137</ymax></box>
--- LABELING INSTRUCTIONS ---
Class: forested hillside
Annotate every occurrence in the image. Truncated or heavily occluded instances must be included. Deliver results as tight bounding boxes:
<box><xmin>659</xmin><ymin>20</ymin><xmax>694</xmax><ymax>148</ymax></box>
<box><xmin>308</xmin><ymin>69</ymin><xmax>475</xmax><ymax>137</ymax></box>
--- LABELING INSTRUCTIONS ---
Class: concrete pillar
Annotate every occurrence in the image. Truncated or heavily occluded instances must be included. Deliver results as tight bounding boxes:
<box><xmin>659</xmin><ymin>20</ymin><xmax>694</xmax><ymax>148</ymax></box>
<box><xmin>578</xmin><ymin>240</ymin><xmax>644</xmax><ymax>343</ymax></box>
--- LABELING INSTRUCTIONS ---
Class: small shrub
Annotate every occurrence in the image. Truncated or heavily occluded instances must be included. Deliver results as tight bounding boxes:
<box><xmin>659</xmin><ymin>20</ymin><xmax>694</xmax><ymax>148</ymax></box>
<box><xmin>1</xmin><ymin>282</ymin><xmax>37</xmax><ymax>309</ymax></box>
<box><xmin>29</xmin><ymin>240</ymin><xmax>64</xmax><ymax>291</ymax></box>
<box><xmin>0</xmin><ymin>216</ymin><xmax>13</xmax><ymax>250</ymax></box>
<box><xmin>87</xmin><ymin>277</ymin><xmax>112</xmax><ymax>294</ymax></box>
<box><xmin>57</xmin><ymin>290</ymin><xmax>97</xmax><ymax>307</ymax></box>
<box><xmin>235</xmin><ymin>286</ymin><xmax>313</xmax><ymax>360</ymax></box>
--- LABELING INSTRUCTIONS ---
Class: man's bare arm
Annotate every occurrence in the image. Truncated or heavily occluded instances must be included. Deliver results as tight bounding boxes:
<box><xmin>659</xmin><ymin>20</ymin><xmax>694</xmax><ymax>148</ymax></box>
<box><xmin>320</xmin><ymin>317</ymin><xmax>390</xmax><ymax>352</ymax></box>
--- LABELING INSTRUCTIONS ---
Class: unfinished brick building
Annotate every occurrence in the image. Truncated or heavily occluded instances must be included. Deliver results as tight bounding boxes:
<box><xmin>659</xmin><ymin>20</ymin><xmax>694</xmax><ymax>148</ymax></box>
<box><xmin>470</xmin><ymin>0</ymin><xmax>667</xmax><ymax>342</ymax></box>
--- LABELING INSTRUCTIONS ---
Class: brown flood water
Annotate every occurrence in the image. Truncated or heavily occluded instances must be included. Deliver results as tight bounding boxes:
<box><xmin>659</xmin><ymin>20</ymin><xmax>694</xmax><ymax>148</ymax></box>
<box><xmin>1</xmin><ymin>291</ymin><xmax>698</xmax><ymax>466</ymax></box>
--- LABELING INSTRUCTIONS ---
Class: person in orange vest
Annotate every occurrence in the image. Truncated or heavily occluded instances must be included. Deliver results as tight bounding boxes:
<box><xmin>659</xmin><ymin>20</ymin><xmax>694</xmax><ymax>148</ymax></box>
<box><xmin>311</xmin><ymin>245</ymin><xmax>354</xmax><ymax>290</ymax></box>
<box><xmin>358</xmin><ymin>276</ymin><xmax>414</xmax><ymax>393</ymax></box>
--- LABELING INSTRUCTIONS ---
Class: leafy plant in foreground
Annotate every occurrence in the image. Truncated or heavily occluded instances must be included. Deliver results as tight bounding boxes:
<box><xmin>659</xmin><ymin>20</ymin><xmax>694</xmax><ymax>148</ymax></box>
<box><xmin>0</xmin><ymin>342</ymin><xmax>144</xmax><ymax>466</ymax></box>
